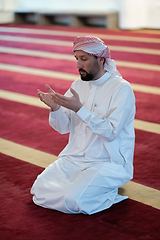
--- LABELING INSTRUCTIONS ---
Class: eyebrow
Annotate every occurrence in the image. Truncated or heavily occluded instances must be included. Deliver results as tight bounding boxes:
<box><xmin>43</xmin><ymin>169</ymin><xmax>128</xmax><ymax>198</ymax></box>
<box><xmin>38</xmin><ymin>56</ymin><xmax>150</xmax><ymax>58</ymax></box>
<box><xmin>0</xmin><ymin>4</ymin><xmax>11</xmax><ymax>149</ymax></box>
<box><xmin>74</xmin><ymin>54</ymin><xmax>88</xmax><ymax>58</ymax></box>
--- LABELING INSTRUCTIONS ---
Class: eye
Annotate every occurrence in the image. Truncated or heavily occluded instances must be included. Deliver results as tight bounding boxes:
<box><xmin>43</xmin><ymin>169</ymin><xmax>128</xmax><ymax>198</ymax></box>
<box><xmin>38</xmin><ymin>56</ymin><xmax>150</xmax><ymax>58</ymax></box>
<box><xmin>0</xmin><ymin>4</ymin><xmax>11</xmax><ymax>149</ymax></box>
<box><xmin>81</xmin><ymin>57</ymin><xmax>88</xmax><ymax>61</ymax></box>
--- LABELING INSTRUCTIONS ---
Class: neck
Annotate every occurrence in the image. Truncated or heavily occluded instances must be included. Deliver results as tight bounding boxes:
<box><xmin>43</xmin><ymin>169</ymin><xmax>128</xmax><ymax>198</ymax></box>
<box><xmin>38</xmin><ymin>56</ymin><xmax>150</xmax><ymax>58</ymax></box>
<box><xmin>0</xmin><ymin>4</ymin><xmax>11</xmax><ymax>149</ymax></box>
<box><xmin>93</xmin><ymin>69</ymin><xmax>106</xmax><ymax>80</ymax></box>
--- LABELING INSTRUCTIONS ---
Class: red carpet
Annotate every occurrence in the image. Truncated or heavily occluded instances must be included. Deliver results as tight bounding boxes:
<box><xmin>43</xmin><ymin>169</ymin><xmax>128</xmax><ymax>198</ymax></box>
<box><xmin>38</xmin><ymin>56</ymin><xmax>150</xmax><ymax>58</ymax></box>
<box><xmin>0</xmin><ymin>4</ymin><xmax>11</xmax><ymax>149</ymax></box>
<box><xmin>1</xmin><ymin>70</ymin><xmax>160</xmax><ymax>124</ymax></box>
<box><xmin>0</xmin><ymin>24</ymin><xmax>160</xmax><ymax>239</ymax></box>
<box><xmin>0</xmin><ymin>97</ymin><xmax>160</xmax><ymax>190</ymax></box>
<box><xmin>0</xmin><ymin>153</ymin><xmax>160</xmax><ymax>240</ymax></box>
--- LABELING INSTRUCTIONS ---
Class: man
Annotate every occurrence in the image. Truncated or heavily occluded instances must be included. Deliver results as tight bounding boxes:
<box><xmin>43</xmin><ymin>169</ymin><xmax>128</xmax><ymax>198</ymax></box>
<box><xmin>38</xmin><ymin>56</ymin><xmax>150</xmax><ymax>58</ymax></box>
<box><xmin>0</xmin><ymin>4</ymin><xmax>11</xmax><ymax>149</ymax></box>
<box><xmin>31</xmin><ymin>36</ymin><xmax>135</xmax><ymax>215</ymax></box>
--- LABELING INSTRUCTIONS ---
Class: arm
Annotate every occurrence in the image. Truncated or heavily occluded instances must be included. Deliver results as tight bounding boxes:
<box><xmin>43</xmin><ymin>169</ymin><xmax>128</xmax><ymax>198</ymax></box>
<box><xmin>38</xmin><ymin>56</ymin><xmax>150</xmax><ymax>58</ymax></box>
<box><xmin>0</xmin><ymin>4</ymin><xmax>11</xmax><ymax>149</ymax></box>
<box><xmin>48</xmin><ymin>86</ymin><xmax>83</xmax><ymax>134</ymax></box>
<box><xmin>48</xmin><ymin>83</ymin><xmax>135</xmax><ymax>140</ymax></box>
<box><xmin>37</xmin><ymin>84</ymin><xmax>60</xmax><ymax>111</ymax></box>
<box><xmin>76</xmin><ymin>84</ymin><xmax>135</xmax><ymax>142</ymax></box>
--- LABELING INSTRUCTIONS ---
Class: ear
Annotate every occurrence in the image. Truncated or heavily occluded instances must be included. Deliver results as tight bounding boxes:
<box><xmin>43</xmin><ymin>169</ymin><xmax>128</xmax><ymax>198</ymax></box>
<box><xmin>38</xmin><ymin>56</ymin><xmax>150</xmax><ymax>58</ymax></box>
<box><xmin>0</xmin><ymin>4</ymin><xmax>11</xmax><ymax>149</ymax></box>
<box><xmin>98</xmin><ymin>57</ymin><xmax>105</xmax><ymax>67</ymax></box>
<box><xmin>100</xmin><ymin>57</ymin><xmax>105</xmax><ymax>63</ymax></box>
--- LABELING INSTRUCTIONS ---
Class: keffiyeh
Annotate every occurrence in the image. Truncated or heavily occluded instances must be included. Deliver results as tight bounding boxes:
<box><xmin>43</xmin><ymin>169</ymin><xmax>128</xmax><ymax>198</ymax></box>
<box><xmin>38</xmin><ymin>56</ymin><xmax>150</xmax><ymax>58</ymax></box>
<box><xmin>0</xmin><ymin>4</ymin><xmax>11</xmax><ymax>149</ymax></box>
<box><xmin>73</xmin><ymin>36</ymin><xmax>121</xmax><ymax>76</ymax></box>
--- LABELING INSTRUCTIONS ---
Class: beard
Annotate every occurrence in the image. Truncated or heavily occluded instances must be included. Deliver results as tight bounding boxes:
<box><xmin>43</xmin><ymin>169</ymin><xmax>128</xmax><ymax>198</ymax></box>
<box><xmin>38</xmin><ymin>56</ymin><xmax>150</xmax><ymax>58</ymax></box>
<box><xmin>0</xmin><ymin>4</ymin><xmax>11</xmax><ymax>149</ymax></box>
<box><xmin>78</xmin><ymin>69</ymin><xmax>94</xmax><ymax>81</ymax></box>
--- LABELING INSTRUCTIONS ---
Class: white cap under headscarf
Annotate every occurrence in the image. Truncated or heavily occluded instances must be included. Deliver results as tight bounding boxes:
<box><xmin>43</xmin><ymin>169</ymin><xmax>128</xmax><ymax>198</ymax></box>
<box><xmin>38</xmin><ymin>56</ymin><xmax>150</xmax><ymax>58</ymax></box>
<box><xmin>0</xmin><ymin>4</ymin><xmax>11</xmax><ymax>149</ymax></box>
<box><xmin>73</xmin><ymin>36</ymin><xmax>121</xmax><ymax>76</ymax></box>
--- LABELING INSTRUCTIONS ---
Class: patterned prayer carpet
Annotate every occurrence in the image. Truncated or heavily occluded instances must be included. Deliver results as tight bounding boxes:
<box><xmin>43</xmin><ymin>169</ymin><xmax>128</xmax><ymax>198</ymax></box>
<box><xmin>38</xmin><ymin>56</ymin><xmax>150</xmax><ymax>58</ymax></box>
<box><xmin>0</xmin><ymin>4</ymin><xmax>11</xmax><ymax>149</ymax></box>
<box><xmin>0</xmin><ymin>24</ymin><xmax>160</xmax><ymax>240</ymax></box>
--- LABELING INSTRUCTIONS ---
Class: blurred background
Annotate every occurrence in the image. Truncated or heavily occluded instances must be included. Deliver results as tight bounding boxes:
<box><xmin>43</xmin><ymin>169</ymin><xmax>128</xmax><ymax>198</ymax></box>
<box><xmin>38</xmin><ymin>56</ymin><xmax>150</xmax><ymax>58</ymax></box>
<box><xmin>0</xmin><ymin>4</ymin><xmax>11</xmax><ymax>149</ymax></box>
<box><xmin>0</xmin><ymin>0</ymin><xmax>160</xmax><ymax>30</ymax></box>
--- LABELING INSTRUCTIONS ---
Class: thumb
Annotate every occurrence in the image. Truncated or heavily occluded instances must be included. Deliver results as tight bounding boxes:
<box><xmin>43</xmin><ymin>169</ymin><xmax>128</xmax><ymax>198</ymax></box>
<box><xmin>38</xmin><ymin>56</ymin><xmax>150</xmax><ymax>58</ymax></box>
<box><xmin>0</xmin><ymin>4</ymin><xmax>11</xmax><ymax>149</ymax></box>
<box><xmin>45</xmin><ymin>84</ymin><xmax>55</xmax><ymax>93</ymax></box>
<box><xmin>70</xmin><ymin>88</ymin><xmax>78</xmax><ymax>97</ymax></box>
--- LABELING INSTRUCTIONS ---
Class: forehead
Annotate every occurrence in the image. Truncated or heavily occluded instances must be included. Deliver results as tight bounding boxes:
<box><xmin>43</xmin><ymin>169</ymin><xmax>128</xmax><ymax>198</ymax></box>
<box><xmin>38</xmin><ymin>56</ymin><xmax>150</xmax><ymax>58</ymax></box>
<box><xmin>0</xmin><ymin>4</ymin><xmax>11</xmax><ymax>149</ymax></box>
<box><xmin>74</xmin><ymin>50</ymin><xmax>90</xmax><ymax>58</ymax></box>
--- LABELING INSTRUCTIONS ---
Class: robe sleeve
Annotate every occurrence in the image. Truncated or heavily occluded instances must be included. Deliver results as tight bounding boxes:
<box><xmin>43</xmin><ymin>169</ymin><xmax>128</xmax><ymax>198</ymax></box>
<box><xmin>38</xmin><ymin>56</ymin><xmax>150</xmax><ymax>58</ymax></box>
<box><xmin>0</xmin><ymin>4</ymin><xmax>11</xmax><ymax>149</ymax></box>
<box><xmin>49</xmin><ymin>107</ymin><xmax>71</xmax><ymax>134</ymax></box>
<box><xmin>49</xmin><ymin>89</ymin><xmax>73</xmax><ymax>134</ymax></box>
<box><xmin>76</xmin><ymin>84</ymin><xmax>135</xmax><ymax>142</ymax></box>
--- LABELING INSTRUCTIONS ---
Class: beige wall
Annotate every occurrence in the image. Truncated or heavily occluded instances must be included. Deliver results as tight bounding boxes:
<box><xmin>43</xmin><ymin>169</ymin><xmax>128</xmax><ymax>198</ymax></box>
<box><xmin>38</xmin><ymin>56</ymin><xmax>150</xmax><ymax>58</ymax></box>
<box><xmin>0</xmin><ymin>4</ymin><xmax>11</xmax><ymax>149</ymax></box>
<box><xmin>15</xmin><ymin>0</ymin><xmax>119</xmax><ymax>11</ymax></box>
<box><xmin>0</xmin><ymin>0</ymin><xmax>16</xmax><ymax>11</ymax></box>
<box><xmin>119</xmin><ymin>0</ymin><xmax>160</xmax><ymax>29</ymax></box>
<box><xmin>0</xmin><ymin>0</ymin><xmax>160</xmax><ymax>29</ymax></box>
<box><xmin>0</xmin><ymin>0</ymin><xmax>15</xmax><ymax>23</ymax></box>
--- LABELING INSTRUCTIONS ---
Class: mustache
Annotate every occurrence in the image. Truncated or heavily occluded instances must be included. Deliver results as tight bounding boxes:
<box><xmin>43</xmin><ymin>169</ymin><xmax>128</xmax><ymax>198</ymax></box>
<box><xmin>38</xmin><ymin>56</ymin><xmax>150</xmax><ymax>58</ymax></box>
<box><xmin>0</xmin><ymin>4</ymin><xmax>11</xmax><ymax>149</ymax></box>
<box><xmin>78</xmin><ymin>68</ymin><xmax>87</xmax><ymax>74</ymax></box>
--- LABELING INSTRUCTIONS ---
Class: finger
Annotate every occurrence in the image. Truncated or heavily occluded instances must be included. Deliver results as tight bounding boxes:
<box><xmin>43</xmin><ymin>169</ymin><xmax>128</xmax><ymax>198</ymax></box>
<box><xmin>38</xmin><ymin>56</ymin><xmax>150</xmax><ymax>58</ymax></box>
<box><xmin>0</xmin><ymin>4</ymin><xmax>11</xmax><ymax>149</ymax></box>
<box><xmin>70</xmin><ymin>88</ymin><xmax>78</xmax><ymax>97</ymax></box>
<box><xmin>38</xmin><ymin>93</ymin><xmax>44</xmax><ymax>101</ymax></box>
<box><xmin>51</xmin><ymin>94</ymin><xmax>67</xmax><ymax>106</ymax></box>
<box><xmin>54</xmin><ymin>93</ymin><xmax>67</xmax><ymax>101</ymax></box>
<box><xmin>37</xmin><ymin>90</ymin><xmax>41</xmax><ymax>97</ymax></box>
<box><xmin>37</xmin><ymin>89</ymin><xmax>45</xmax><ymax>95</ymax></box>
<box><xmin>37</xmin><ymin>90</ymin><xmax>43</xmax><ymax>99</ymax></box>
<box><xmin>37</xmin><ymin>89</ymin><xmax>41</xmax><ymax>93</ymax></box>
<box><xmin>45</xmin><ymin>84</ymin><xmax>55</xmax><ymax>93</ymax></box>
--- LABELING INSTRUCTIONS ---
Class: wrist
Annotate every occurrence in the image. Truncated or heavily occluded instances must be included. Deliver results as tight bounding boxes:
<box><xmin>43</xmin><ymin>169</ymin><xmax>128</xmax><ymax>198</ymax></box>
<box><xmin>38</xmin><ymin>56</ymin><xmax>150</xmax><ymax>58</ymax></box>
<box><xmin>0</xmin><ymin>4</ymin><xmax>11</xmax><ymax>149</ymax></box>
<box><xmin>51</xmin><ymin>106</ymin><xmax>60</xmax><ymax>112</ymax></box>
<box><xmin>74</xmin><ymin>103</ymin><xmax>83</xmax><ymax>113</ymax></box>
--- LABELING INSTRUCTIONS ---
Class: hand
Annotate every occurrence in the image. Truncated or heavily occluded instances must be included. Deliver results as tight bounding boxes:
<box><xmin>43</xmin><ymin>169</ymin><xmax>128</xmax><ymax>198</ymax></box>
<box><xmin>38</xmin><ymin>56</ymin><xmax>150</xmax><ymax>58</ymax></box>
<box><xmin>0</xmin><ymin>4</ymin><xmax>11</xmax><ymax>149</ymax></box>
<box><xmin>51</xmin><ymin>88</ymin><xmax>83</xmax><ymax>112</ymax></box>
<box><xmin>37</xmin><ymin>84</ymin><xmax>60</xmax><ymax>111</ymax></box>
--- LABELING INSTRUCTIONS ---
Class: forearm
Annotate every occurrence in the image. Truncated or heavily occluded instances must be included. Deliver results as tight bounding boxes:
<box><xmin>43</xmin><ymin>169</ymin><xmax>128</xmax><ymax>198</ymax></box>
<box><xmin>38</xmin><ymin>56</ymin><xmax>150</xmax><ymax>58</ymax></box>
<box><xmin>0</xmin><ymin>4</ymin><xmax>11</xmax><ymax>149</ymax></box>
<box><xmin>49</xmin><ymin>107</ymin><xmax>71</xmax><ymax>134</ymax></box>
<box><xmin>76</xmin><ymin>105</ymin><xmax>134</xmax><ymax>142</ymax></box>
<box><xmin>76</xmin><ymin>106</ymin><xmax>115</xmax><ymax>141</ymax></box>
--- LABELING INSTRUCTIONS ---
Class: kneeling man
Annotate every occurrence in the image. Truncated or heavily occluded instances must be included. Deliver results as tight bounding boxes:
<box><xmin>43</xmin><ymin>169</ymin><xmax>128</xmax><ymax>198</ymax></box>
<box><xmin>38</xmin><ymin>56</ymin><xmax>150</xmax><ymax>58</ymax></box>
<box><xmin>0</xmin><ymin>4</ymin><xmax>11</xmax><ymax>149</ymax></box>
<box><xmin>31</xmin><ymin>36</ymin><xmax>135</xmax><ymax>215</ymax></box>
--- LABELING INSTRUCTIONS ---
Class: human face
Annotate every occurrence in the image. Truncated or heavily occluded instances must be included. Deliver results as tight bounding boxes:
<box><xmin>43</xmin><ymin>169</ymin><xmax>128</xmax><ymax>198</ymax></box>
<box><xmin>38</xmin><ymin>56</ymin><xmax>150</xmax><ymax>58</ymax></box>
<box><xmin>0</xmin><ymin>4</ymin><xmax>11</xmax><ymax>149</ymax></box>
<box><xmin>74</xmin><ymin>50</ymin><xmax>103</xmax><ymax>81</ymax></box>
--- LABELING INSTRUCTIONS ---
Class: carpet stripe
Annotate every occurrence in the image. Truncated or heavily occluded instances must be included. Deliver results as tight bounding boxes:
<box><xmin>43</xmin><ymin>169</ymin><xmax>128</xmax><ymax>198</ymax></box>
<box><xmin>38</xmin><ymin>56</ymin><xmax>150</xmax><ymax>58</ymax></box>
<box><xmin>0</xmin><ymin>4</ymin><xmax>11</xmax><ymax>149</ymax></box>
<box><xmin>119</xmin><ymin>181</ymin><xmax>160</xmax><ymax>210</ymax></box>
<box><xmin>0</xmin><ymin>63</ymin><xmax>78</xmax><ymax>80</ymax></box>
<box><xmin>132</xmin><ymin>29</ymin><xmax>160</xmax><ymax>34</ymax></box>
<box><xmin>0</xmin><ymin>48</ymin><xmax>160</xmax><ymax>71</ymax></box>
<box><xmin>134</xmin><ymin>119</ymin><xmax>160</xmax><ymax>134</ymax></box>
<box><xmin>130</xmin><ymin>84</ymin><xmax>160</xmax><ymax>95</ymax></box>
<box><xmin>1</xmin><ymin>89</ymin><xmax>160</xmax><ymax>134</ymax></box>
<box><xmin>0</xmin><ymin>138</ymin><xmax>57</xmax><ymax>168</ymax></box>
<box><xmin>0</xmin><ymin>46</ymin><xmax>74</xmax><ymax>60</ymax></box>
<box><xmin>0</xmin><ymin>27</ymin><xmax>160</xmax><ymax>43</ymax></box>
<box><xmin>109</xmin><ymin>45</ymin><xmax>160</xmax><ymax>55</ymax></box>
<box><xmin>0</xmin><ymin>35</ymin><xmax>72</xmax><ymax>46</ymax></box>
<box><xmin>0</xmin><ymin>89</ymin><xmax>49</xmax><ymax>109</ymax></box>
<box><xmin>1</xmin><ymin>48</ymin><xmax>160</xmax><ymax>72</ymax></box>
<box><xmin>1</xmin><ymin>43</ymin><xmax>160</xmax><ymax>56</ymax></box>
<box><xmin>116</xmin><ymin>61</ymin><xmax>160</xmax><ymax>71</ymax></box>
<box><xmin>0</xmin><ymin>64</ymin><xmax>160</xmax><ymax>92</ymax></box>
<box><xmin>1</xmin><ymin>137</ymin><xmax>160</xmax><ymax>210</ymax></box>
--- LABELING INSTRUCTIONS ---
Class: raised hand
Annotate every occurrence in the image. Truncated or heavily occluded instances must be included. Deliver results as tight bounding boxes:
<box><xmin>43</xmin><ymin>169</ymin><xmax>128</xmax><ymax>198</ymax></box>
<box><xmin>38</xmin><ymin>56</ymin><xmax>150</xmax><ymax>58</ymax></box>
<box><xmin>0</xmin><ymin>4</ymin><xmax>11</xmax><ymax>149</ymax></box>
<box><xmin>51</xmin><ymin>88</ymin><xmax>83</xmax><ymax>112</ymax></box>
<box><xmin>37</xmin><ymin>84</ymin><xmax>60</xmax><ymax>111</ymax></box>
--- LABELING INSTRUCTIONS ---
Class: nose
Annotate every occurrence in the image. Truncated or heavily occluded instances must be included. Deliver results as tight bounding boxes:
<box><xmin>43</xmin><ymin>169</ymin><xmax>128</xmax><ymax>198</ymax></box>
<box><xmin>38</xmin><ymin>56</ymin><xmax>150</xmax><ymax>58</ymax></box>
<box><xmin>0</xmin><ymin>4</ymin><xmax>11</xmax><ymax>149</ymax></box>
<box><xmin>76</xmin><ymin>59</ymin><xmax>83</xmax><ymax>69</ymax></box>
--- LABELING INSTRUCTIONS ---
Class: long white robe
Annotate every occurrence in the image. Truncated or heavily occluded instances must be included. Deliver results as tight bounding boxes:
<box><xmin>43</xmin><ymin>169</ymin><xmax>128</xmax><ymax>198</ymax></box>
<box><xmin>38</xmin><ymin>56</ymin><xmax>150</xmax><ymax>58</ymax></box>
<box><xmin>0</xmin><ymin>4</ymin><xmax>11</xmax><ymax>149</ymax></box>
<box><xmin>31</xmin><ymin>72</ymin><xmax>136</xmax><ymax>215</ymax></box>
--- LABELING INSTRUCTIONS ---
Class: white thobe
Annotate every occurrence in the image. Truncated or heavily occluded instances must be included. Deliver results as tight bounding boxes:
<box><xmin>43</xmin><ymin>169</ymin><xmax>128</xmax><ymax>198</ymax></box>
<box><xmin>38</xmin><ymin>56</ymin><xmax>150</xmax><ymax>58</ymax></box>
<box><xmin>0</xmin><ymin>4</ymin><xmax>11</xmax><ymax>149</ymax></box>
<box><xmin>31</xmin><ymin>72</ymin><xmax>135</xmax><ymax>215</ymax></box>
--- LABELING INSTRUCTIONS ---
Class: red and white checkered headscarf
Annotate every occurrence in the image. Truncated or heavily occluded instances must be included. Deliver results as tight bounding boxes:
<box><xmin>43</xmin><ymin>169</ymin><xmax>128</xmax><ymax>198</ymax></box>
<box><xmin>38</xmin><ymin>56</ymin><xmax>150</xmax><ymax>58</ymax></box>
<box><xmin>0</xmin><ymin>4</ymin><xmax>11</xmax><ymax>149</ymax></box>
<box><xmin>73</xmin><ymin>36</ymin><xmax>120</xmax><ymax>76</ymax></box>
